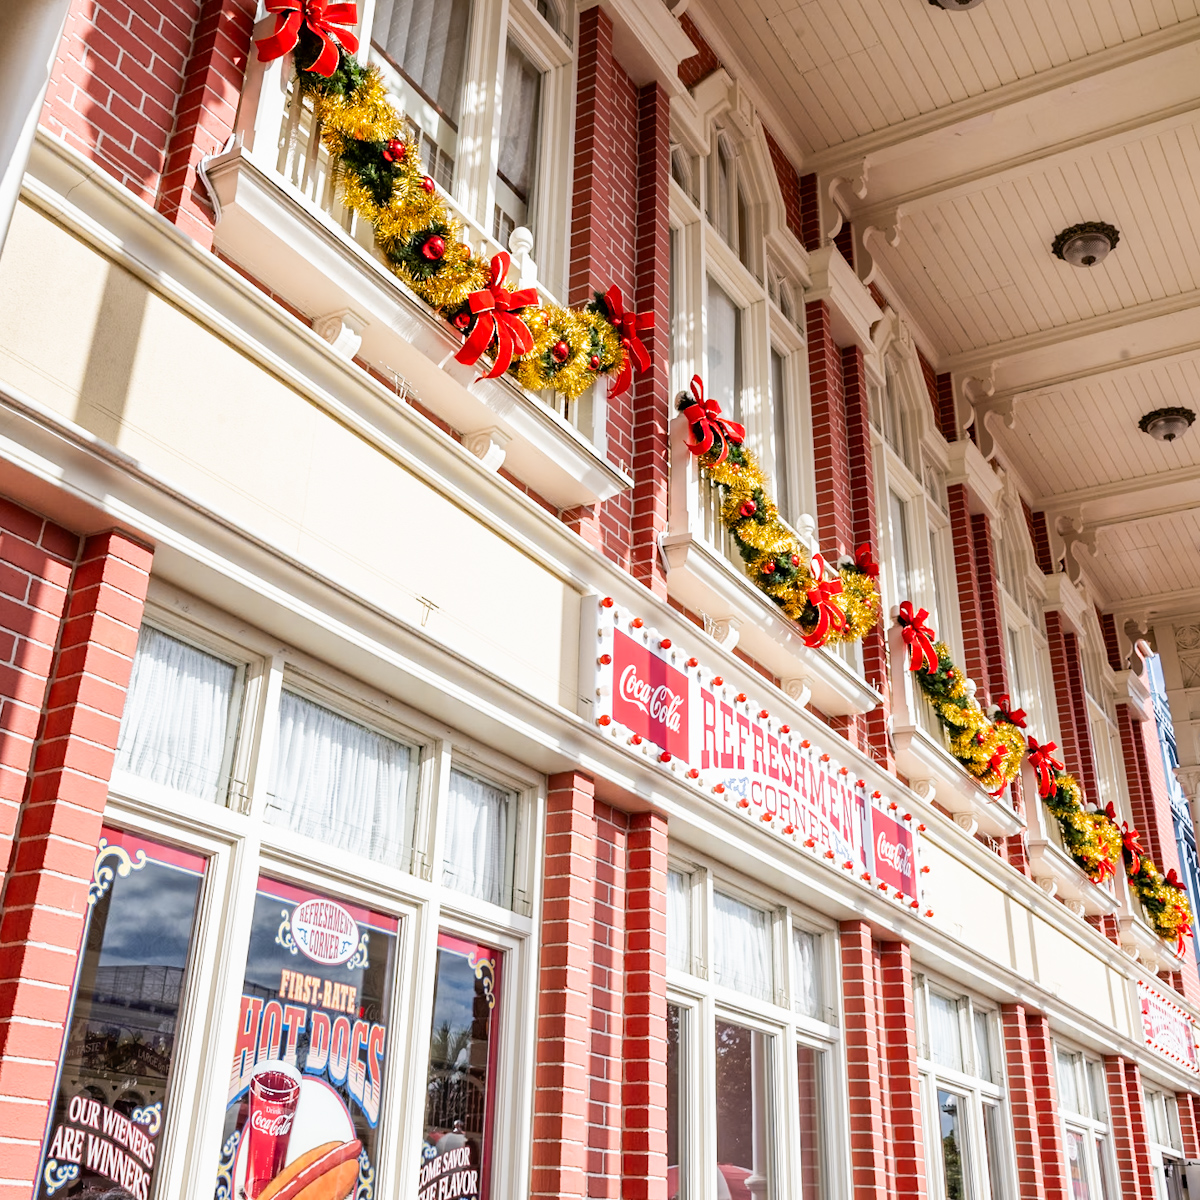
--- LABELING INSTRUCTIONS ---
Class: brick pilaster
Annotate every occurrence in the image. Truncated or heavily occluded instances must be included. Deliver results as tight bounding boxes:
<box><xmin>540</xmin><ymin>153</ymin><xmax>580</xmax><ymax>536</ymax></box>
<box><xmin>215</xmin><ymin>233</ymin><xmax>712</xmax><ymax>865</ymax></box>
<box><xmin>1001</xmin><ymin>1004</ymin><xmax>1046</xmax><ymax>1199</ymax></box>
<box><xmin>840</xmin><ymin>921</ymin><xmax>887</xmax><ymax>1200</ymax></box>
<box><xmin>879</xmin><ymin>942</ymin><xmax>926</xmax><ymax>1200</ymax></box>
<box><xmin>1105</xmin><ymin>1056</ymin><xmax>1143</xmax><ymax>1200</ymax></box>
<box><xmin>1026</xmin><ymin>1012</ymin><xmax>1068</xmax><ymax>1200</ymax></box>
<box><xmin>806</xmin><ymin>301</ymin><xmax>852</xmax><ymax>559</ymax></box>
<box><xmin>934</xmin><ymin>373</ymin><xmax>957</xmax><ymax>443</ymax></box>
<box><xmin>1124</xmin><ymin>1059</ymin><xmax>1156</xmax><ymax>1200</ymax></box>
<box><xmin>0</xmin><ymin>530</ymin><xmax>152</xmax><ymax>1196</ymax></box>
<box><xmin>1178</xmin><ymin>1091</ymin><xmax>1200</xmax><ymax>1159</ymax></box>
<box><xmin>948</xmin><ymin>484</ymin><xmax>989</xmax><ymax>702</ymax></box>
<box><xmin>621</xmin><ymin>811</ymin><xmax>668</xmax><ymax>1200</ymax></box>
<box><xmin>155</xmin><ymin>0</ymin><xmax>255</xmax><ymax>246</ymax></box>
<box><xmin>1045</xmin><ymin>611</ymin><xmax>1099</xmax><ymax>799</ymax></box>
<box><xmin>533</xmin><ymin>771</ymin><xmax>598</xmax><ymax>1200</ymax></box>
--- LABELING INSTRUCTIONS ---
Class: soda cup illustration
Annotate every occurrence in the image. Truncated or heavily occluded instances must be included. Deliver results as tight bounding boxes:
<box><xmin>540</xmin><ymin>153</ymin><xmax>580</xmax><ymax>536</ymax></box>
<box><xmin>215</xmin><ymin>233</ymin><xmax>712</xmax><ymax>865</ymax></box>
<box><xmin>243</xmin><ymin>1062</ymin><xmax>301</xmax><ymax>1198</ymax></box>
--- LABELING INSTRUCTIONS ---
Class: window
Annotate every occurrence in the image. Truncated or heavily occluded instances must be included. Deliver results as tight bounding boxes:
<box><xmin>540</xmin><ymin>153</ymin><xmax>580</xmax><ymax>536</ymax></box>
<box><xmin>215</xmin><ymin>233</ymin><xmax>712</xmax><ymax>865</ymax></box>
<box><xmin>917</xmin><ymin>978</ymin><xmax>1009</xmax><ymax>1200</ymax></box>
<box><xmin>667</xmin><ymin>1004</ymin><xmax>687</xmax><ymax>1200</ymax></box>
<box><xmin>706</xmin><ymin>277</ymin><xmax>742</xmax><ymax>423</ymax></box>
<box><xmin>442</xmin><ymin>768</ymin><xmax>514</xmax><ymax>907</ymax></box>
<box><xmin>1145</xmin><ymin>1087</ymin><xmax>1184</xmax><ymax>1197</ymax></box>
<box><xmin>667</xmin><ymin>868</ymin><xmax>692</xmax><ymax>973</ymax></box>
<box><xmin>371</xmin><ymin>0</ymin><xmax>473</xmax><ymax>190</ymax></box>
<box><xmin>796</xmin><ymin>1043</ymin><xmax>825</xmax><ymax>1200</ymax></box>
<box><xmin>712</xmin><ymin>890</ymin><xmax>773</xmax><ymax>1002</ymax></box>
<box><xmin>770</xmin><ymin>348</ymin><xmax>793</xmax><ymax>525</ymax></box>
<box><xmin>1056</xmin><ymin>1047</ymin><xmax>1117</xmax><ymax>1200</ymax></box>
<box><xmin>792</xmin><ymin>927</ymin><xmax>820</xmax><ymax>1019</ymax></box>
<box><xmin>716</xmin><ymin>1020</ymin><xmax>776</xmax><ymax>1198</ymax></box>
<box><xmin>40</xmin><ymin>829</ymin><xmax>205</xmax><ymax>1200</ymax></box>
<box><xmin>268</xmin><ymin>689</ymin><xmax>417</xmax><ymax>868</ymax></box>
<box><xmin>889</xmin><ymin>491</ymin><xmax>912</xmax><ymax>611</ymax></box>
<box><xmin>114</xmin><ymin>624</ymin><xmax>241</xmax><ymax>803</ymax></box>
<box><xmin>494</xmin><ymin>38</ymin><xmax>542</xmax><ymax>243</ymax></box>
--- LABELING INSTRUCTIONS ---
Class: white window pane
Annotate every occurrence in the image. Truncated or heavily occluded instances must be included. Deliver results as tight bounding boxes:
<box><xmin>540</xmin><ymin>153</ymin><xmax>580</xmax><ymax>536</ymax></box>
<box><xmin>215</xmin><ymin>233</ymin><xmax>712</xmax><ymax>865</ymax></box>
<box><xmin>1066</xmin><ymin>1129</ymin><xmax>1094</xmax><ymax>1200</ymax></box>
<box><xmin>983</xmin><ymin>1102</ymin><xmax>1005</xmax><ymax>1200</ymax></box>
<box><xmin>973</xmin><ymin>1010</ymin><xmax>993</xmax><ymax>1083</ymax></box>
<box><xmin>495</xmin><ymin>38</ymin><xmax>542</xmax><ymax>235</ymax></box>
<box><xmin>115</xmin><ymin>625</ymin><xmax>236</xmax><ymax>802</ymax></box>
<box><xmin>712</xmin><ymin>891</ymin><xmax>772</xmax><ymax>1001</ymax></box>
<box><xmin>928</xmin><ymin>992</ymin><xmax>962</xmax><ymax>1072</ymax></box>
<box><xmin>269</xmin><ymin>690</ymin><xmax>414</xmax><ymax>865</ymax></box>
<box><xmin>771</xmin><ymin>349</ymin><xmax>791</xmax><ymax>524</ymax></box>
<box><xmin>707</xmin><ymin>279</ymin><xmax>742</xmax><ymax>423</ymax></box>
<box><xmin>372</xmin><ymin>0</ymin><xmax>472</xmax><ymax>124</ymax></box>
<box><xmin>792</xmin><ymin>927</ymin><xmax>819</xmax><ymax>1018</ymax></box>
<box><xmin>1057</xmin><ymin>1050</ymin><xmax>1080</xmax><ymax>1114</ymax></box>
<box><xmin>889</xmin><ymin>491</ymin><xmax>911</xmax><ymax>605</ymax></box>
<box><xmin>442</xmin><ymin>768</ymin><xmax>511</xmax><ymax>905</ymax></box>
<box><xmin>667</xmin><ymin>869</ymin><xmax>691</xmax><ymax>972</ymax></box>
<box><xmin>1096</xmin><ymin>1136</ymin><xmax>1116</xmax><ymax>1200</ymax></box>
<box><xmin>938</xmin><ymin>1090</ymin><xmax>968</xmax><ymax>1200</ymax></box>
<box><xmin>716</xmin><ymin>1021</ymin><xmax>775</xmax><ymax>1199</ymax></box>
<box><xmin>1088</xmin><ymin>1061</ymin><xmax>1108</xmax><ymax>1121</ymax></box>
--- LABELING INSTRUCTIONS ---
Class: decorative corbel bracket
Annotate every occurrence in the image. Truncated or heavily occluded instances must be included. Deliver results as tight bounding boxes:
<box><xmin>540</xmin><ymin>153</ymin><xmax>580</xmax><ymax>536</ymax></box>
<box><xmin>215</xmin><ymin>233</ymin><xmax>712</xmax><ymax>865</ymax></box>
<box><xmin>954</xmin><ymin>365</ymin><xmax>1014</xmax><ymax>459</ymax></box>
<box><xmin>822</xmin><ymin>160</ymin><xmax>869</xmax><ymax>243</ymax></box>
<box><xmin>313</xmin><ymin>308</ymin><xmax>369</xmax><ymax>360</ymax></box>
<box><xmin>463</xmin><ymin>427</ymin><xmax>511</xmax><ymax>473</ymax></box>
<box><xmin>854</xmin><ymin>209</ymin><xmax>902</xmax><ymax>288</ymax></box>
<box><xmin>1052</xmin><ymin>512</ymin><xmax>1097</xmax><ymax>585</ymax></box>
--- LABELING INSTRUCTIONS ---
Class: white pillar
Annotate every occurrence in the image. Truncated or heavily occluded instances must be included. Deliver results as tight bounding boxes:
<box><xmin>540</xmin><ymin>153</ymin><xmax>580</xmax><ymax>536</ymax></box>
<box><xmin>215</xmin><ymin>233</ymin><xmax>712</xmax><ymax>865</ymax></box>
<box><xmin>0</xmin><ymin>0</ymin><xmax>72</xmax><ymax>257</ymax></box>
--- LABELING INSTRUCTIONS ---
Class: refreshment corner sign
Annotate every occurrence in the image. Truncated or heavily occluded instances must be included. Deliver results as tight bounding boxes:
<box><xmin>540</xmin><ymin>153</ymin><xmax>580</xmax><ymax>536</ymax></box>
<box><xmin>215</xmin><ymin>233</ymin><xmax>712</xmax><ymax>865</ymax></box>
<box><xmin>1138</xmin><ymin>979</ymin><xmax>1200</xmax><ymax>1074</ymax></box>
<box><xmin>586</xmin><ymin>596</ymin><xmax>931</xmax><ymax>914</ymax></box>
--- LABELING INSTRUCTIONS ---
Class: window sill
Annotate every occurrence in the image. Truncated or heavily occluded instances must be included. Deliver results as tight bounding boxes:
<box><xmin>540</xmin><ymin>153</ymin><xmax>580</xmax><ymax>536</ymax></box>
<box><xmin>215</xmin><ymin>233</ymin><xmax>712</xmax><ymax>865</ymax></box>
<box><xmin>1027</xmin><ymin>837</ymin><xmax>1121</xmax><ymax>918</ymax></box>
<box><xmin>204</xmin><ymin>144</ymin><xmax>632</xmax><ymax>509</ymax></box>
<box><xmin>1120</xmin><ymin>913</ymin><xmax>1188</xmax><ymax>973</ymax></box>
<box><xmin>659</xmin><ymin>529</ymin><xmax>881</xmax><ymax>718</ymax></box>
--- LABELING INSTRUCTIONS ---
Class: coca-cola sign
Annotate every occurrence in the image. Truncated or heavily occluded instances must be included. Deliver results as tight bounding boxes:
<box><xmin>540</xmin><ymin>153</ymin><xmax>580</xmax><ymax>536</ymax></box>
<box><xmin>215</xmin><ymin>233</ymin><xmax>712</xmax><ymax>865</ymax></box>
<box><xmin>249</xmin><ymin>1110</ymin><xmax>295</xmax><ymax>1137</ymax></box>
<box><xmin>871</xmin><ymin>811</ymin><xmax>914</xmax><ymax>895</ymax></box>
<box><xmin>612</xmin><ymin>631</ymin><xmax>690</xmax><ymax>758</ymax></box>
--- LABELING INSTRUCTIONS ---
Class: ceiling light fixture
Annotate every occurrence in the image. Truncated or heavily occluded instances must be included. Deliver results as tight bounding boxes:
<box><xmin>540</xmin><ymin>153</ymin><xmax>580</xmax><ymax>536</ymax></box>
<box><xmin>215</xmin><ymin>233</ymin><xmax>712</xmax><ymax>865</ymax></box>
<box><xmin>1138</xmin><ymin>407</ymin><xmax>1195</xmax><ymax>443</ymax></box>
<box><xmin>928</xmin><ymin>0</ymin><xmax>987</xmax><ymax>9</ymax></box>
<box><xmin>1052</xmin><ymin>221</ymin><xmax>1120</xmax><ymax>268</ymax></box>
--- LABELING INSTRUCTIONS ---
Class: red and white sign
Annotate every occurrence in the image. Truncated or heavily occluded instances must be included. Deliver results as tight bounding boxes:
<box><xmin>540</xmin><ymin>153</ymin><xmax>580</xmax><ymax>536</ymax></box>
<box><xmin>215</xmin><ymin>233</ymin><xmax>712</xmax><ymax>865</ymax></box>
<box><xmin>872</xmin><ymin>810</ymin><xmax>915</xmax><ymax>895</ymax></box>
<box><xmin>1138</xmin><ymin>980</ymin><xmax>1200</xmax><ymax>1073</ymax></box>
<box><xmin>590</xmin><ymin>600</ymin><xmax>924</xmax><ymax>899</ymax></box>
<box><xmin>291</xmin><ymin>897</ymin><xmax>360</xmax><ymax>966</ymax></box>
<box><xmin>612</xmin><ymin>630</ymin><xmax>691</xmax><ymax>759</ymax></box>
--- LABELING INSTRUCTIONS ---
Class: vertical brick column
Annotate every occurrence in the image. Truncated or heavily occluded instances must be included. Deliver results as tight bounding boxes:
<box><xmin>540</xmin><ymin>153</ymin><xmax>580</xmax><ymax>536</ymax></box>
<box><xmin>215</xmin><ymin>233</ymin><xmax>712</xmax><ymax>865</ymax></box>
<box><xmin>1045</xmin><ymin>613</ymin><xmax>1100</xmax><ymax>800</ymax></box>
<box><xmin>155</xmin><ymin>0</ymin><xmax>255</xmax><ymax>246</ymax></box>
<box><xmin>0</xmin><ymin>529</ymin><xmax>151</xmax><ymax>1196</ymax></box>
<box><xmin>589</xmin><ymin>804</ymin><xmax>627</xmax><ymax>1199</ymax></box>
<box><xmin>1124</xmin><ymin>1060</ymin><xmax>1156</xmax><ymax>1200</ymax></box>
<box><xmin>878</xmin><ymin>942</ymin><xmax>926</xmax><ymax>1200</ymax></box>
<box><xmin>534</xmin><ymin>772</ymin><xmax>598</xmax><ymax>1200</ymax></box>
<box><xmin>840</xmin><ymin>921</ymin><xmax>887</xmax><ymax>1200</ymax></box>
<box><xmin>1177</xmin><ymin>1091</ymin><xmax>1200</xmax><ymax>1159</ymax></box>
<box><xmin>947</xmin><ymin>484</ymin><xmax>989</xmax><ymax>703</ymax></box>
<box><xmin>1117</xmin><ymin>701</ymin><xmax>1183</xmax><ymax>881</ymax></box>
<box><xmin>0</xmin><ymin>499</ymin><xmax>79</xmax><ymax>898</ymax></box>
<box><xmin>628</xmin><ymin>81</ymin><xmax>671</xmax><ymax>599</ymax></box>
<box><xmin>933</xmin><ymin>373</ymin><xmax>957</xmax><ymax>443</ymax></box>
<box><xmin>622</xmin><ymin>811</ymin><xmax>668</xmax><ymax>1200</ymax></box>
<box><xmin>806</xmin><ymin>302</ymin><xmax>853</xmax><ymax>559</ymax></box>
<box><xmin>844</xmin><ymin>345</ymin><xmax>890</xmax><ymax>767</ymax></box>
<box><xmin>1026</xmin><ymin>1012</ymin><xmax>1068</xmax><ymax>1200</ymax></box>
<box><xmin>1001</xmin><ymin>1004</ymin><xmax>1046</xmax><ymax>1199</ymax></box>
<box><xmin>1105</xmin><ymin>1056</ymin><xmax>1143</xmax><ymax>1200</ymax></box>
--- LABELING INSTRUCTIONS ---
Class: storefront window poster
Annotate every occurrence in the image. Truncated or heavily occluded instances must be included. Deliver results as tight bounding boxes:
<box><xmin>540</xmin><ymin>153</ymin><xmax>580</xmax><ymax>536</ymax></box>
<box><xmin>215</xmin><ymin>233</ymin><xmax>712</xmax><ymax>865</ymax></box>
<box><xmin>39</xmin><ymin>828</ymin><xmax>206</xmax><ymax>1200</ymax></box>
<box><xmin>419</xmin><ymin>933</ymin><xmax>502</xmax><ymax>1200</ymax></box>
<box><xmin>214</xmin><ymin>879</ymin><xmax>398</xmax><ymax>1200</ymax></box>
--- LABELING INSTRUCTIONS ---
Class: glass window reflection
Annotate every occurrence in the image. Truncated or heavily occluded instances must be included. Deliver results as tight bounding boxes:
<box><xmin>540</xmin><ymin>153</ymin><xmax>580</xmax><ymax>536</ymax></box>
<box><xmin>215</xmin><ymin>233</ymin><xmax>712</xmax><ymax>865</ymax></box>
<box><xmin>715</xmin><ymin>1020</ymin><xmax>774</xmax><ymax>1200</ymax></box>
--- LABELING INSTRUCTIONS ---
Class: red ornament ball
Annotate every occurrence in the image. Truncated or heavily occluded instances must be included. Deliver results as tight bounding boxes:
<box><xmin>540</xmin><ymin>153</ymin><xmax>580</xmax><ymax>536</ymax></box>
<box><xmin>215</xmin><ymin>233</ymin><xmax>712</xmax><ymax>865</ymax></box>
<box><xmin>762</xmin><ymin>561</ymin><xmax>775</xmax><ymax>574</ymax></box>
<box><xmin>791</xmin><ymin>554</ymin><xmax>800</xmax><ymax>567</ymax></box>
<box><xmin>552</xmin><ymin>340</ymin><xmax>570</xmax><ymax>363</ymax></box>
<box><xmin>421</xmin><ymin>234</ymin><xmax>446</xmax><ymax>261</ymax></box>
<box><xmin>740</xmin><ymin>500</ymin><xmax>757</xmax><ymax>517</ymax></box>
<box><xmin>589</xmin><ymin>354</ymin><xmax>601</xmax><ymax>370</ymax></box>
<box><xmin>453</xmin><ymin>311</ymin><xmax>471</xmax><ymax>330</ymax></box>
<box><xmin>382</xmin><ymin>138</ymin><xmax>406</xmax><ymax>163</ymax></box>
<box><xmin>421</xmin><ymin>175</ymin><xmax>435</xmax><ymax>193</ymax></box>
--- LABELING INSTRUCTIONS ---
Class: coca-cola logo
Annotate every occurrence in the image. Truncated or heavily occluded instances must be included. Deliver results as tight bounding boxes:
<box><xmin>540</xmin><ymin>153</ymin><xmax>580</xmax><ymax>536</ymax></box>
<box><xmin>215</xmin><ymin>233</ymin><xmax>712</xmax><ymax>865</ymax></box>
<box><xmin>249</xmin><ymin>1111</ymin><xmax>295</xmax><ymax>1136</ymax></box>
<box><xmin>618</xmin><ymin>664</ymin><xmax>684</xmax><ymax>733</ymax></box>
<box><xmin>876</xmin><ymin>830</ymin><xmax>912</xmax><ymax>879</ymax></box>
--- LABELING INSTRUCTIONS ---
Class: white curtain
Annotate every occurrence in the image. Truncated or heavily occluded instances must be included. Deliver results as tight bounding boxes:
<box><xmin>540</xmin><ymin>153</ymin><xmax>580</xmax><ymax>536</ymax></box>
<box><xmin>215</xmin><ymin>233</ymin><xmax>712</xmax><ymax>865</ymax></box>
<box><xmin>706</xmin><ymin>278</ymin><xmax>742</xmax><ymax>422</ymax></box>
<box><xmin>442</xmin><ymin>768</ymin><xmax>510</xmax><ymax>906</ymax></box>
<box><xmin>667</xmin><ymin>870</ymin><xmax>691</xmax><ymax>972</ymax></box>
<box><xmin>927</xmin><ymin>991</ymin><xmax>963</xmax><ymax>1071</ymax></box>
<box><xmin>269</xmin><ymin>691</ymin><xmax>413</xmax><ymax>865</ymax></box>
<box><xmin>115</xmin><ymin>625</ymin><xmax>236</xmax><ymax>802</ymax></box>
<box><xmin>974</xmin><ymin>1011</ymin><xmax>994</xmax><ymax>1084</ymax></box>
<box><xmin>371</xmin><ymin>0</ymin><xmax>471</xmax><ymax>122</ymax></box>
<box><xmin>792</xmin><ymin>928</ymin><xmax>819</xmax><ymax>1019</ymax></box>
<box><xmin>712</xmin><ymin>891</ymin><xmax>773</xmax><ymax>1002</ymax></box>
<box><xmin>497</xmin><ymin>39</ymin><xmax>541</xmax><ymax>203</ymax></box>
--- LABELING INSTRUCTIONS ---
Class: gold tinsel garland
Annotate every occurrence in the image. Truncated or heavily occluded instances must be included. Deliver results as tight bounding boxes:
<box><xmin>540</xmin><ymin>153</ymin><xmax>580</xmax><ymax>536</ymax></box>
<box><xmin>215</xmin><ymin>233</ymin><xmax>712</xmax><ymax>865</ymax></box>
<box><xmin>293</xmin><ymin>61</ymin><xmax>629</xmax><ymax>397</ymax></box>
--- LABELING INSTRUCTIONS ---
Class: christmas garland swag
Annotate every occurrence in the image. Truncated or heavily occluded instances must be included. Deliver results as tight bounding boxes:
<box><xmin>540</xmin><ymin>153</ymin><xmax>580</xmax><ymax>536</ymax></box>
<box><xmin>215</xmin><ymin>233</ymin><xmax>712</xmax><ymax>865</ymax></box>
<box><xmin>255</xmin><ymin>6</ymin><xmax>652</xmax><ymax>402</ymax></box>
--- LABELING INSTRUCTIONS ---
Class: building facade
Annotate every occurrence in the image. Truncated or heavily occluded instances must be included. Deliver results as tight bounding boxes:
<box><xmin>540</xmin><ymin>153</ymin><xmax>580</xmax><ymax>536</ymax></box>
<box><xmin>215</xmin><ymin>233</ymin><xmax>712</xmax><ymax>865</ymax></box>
<box><xmin>1</xmin><ymin>2</ymin><xmax>1200</xmax><ymax>1200</ymax></box>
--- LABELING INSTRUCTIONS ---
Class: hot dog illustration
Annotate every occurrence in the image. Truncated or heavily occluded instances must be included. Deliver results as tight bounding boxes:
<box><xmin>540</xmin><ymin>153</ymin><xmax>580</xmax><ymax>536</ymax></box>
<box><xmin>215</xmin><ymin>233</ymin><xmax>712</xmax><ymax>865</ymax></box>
<box><xmin>256</xmin><ymin>1139</ymin><xmax>362</xmax><ymax>1200</ymax></box>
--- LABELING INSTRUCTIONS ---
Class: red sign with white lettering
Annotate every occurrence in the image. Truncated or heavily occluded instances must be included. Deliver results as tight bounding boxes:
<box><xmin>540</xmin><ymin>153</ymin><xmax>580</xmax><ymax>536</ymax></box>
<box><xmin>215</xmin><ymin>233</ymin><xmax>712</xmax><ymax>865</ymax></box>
<box><xmin>612</xmin><ymin>630</ymin><xmax>691</xmax><ymax>759</ymax></box>
<box><xmin>871</xmin><ymin>810</ymin><xmax>915</xmax><ymax>895</ymax></box>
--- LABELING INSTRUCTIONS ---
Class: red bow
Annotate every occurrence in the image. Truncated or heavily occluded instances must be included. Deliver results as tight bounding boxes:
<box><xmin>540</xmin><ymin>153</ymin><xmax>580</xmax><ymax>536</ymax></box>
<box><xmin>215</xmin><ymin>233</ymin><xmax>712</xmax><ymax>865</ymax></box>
<box><xmin>987</xmin><ymin>749</ymin><xmax>1006</xmax><ymax>777</ymax></box>
<box><xmin>897</xmin><ymin>602</ymin><xmax>938</xmax><ymax>674</ymax></box>
<box><xmin>603</xmin><ymin>287</ymin><xmax>654</xmax><ymax>397</ymax></box>
<box><xmin>1165</xmin><ymin>868</ymin><xmax>1188</xmax><ymax>892</ymax></box>
<box><xmin>681</xmin><ymin>375</ymin><xmax>746</xmax><ymax>465</ymax></box>
<box><xmin>1093</xmin><ymin>857</ymin><xmax>1117</xmax><ymax>884</ymax></box>
<box><xmin>801</xmin><ymin>554</ymin><xmax>846</xmax><ymax>648</ymax></box>
<box><xmin>1026</xmin><ymin>737</ymin><xmax>1063</xmax><ymax>798</ymax></box>
<box><xmin>995</xmin><ymin>693</ymin><xmax>1027</xmax><ymax>729</ymax></box>
<box><xmin>1178</xmin><ymin>922</ymin><xmax>1193</xmax><ymax>955</ymax></box>
<box><xmin>854</xmin><ymin>543</ymin><xmax>880</xmax><ymax>578</ymax></box>
<box><xmin>255</xmin><ymin>0</ymin><xmax>360</xmax><ymax>77</ymax></box>
<box><xmin>454</xmin><ymin>252</ymin><xmax>539</xmax><ymax>379</ymax></box>
<box><xmin>1120</xmin><ymin>821</ymin><xmax>1145</xmax><ymax>874</ymax></box>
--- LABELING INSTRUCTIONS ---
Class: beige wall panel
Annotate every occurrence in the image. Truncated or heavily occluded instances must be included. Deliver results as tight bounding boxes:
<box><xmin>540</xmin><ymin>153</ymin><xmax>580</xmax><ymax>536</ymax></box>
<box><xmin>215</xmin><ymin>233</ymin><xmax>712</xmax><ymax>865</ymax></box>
<box><xmin>921</xmin><ymin>842</ymin><xmax>1015</xmax><ymax>972</ymax></box>
<box><xmin>1029</xmin><ymin>916</ymin><xmax>1126</xmax><ymax>1034</ymax></box>
<box><xmin>0</xmin><ymin>202</ymin><xmax>576</xmax><ymax>708</ymax></box>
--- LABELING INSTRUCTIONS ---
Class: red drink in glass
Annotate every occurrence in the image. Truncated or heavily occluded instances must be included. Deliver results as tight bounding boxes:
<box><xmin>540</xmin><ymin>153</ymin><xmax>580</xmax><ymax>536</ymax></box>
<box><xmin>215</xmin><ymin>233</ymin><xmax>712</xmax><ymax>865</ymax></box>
<box><xmin>244</xmin><ymin>1067</ymin><xmax>300</xmax><ymax>1198</ymax></box>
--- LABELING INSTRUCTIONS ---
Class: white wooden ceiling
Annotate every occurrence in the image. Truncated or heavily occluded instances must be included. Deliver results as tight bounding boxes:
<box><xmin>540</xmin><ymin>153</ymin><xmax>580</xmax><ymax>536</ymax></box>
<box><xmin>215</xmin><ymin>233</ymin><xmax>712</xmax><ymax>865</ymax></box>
<box><xmin>689</xmin><ymin>0</ymin><xmax>1200</xmax><ymax>621</ymax></box>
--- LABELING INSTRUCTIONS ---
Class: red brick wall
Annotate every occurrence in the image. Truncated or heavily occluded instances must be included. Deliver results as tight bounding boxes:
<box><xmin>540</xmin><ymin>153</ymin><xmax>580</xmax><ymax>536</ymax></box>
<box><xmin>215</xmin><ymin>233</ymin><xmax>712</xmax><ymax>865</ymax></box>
<box><xmin>806</xmin><ymin>302</ymin><xmax>852</xmax><ymax>558</ymax></box>
<box><xmin>764</xmin><ymin>126</ymin><xmax>803</xmax><ymax>244</ymax></box>
<box><xmin>1123</xmin><ymin>1060</ymin><xmax>1157</xmax><ymax>1200</ymax></box>
<box><xmin>799</xmin><ymin>173</ymin><xmax>820</xmax><ymax>252</ymax></box>
<box><xmin>1105</xmin><ymin>1056</ymin><xmax>1145</xmax><ymax>1200</ymax></box>
<box><xmin>878</xmin><ymin>942</ymin><xmax>926</xmax><ymax>1200</ymax></box>
<box><xmin>1002</xmin><ymin>1004</ymin><xmax>1047</xmax><ymax>1199</ymax></box>
<box><xmin>948</xmin><ymin>484</ymin><xmax>990</xmax><ymax>702</ymax></box>
<box><xmin>0</xmin><ymin>527</ymin><xmax>152</xmax><ymax>1198</ymax></box>
<box><xmin>1027</xmin><ymin>506</ymin><xmax>1054</xmax><ymax>574</ymax></box>
<box><xmin>1044</xmin><ymin>613</ymin><xmax>1099</xmax><ymax>803</ymax></box>
<box><xmin>677</xmin><ymin>13</ymin><xmax>721</xmax><ymax>88</ymax></box>
<box><xmin>1026</xmin><ymin>1011</ymin><xmax>1068</xmax><ymax>1200</ymax></box>
<box><xmin>934</xmin><ymin>373</ymin><xmax>957</xmax><ymax>443</ymax></box>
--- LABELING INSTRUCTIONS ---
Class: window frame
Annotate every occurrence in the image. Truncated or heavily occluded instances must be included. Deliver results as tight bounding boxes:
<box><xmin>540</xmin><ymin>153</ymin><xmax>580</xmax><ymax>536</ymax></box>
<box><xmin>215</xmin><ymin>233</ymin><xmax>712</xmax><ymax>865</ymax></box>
<box><xmin>95</xmin><ymin>580</ymin><xmax>544</xmax><ymax>1200</ymax></box>
<box><xmin>1054</xmin><ymin>1044</ymin><xmax>1118</xmax><ymax>1200</ymax></box>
